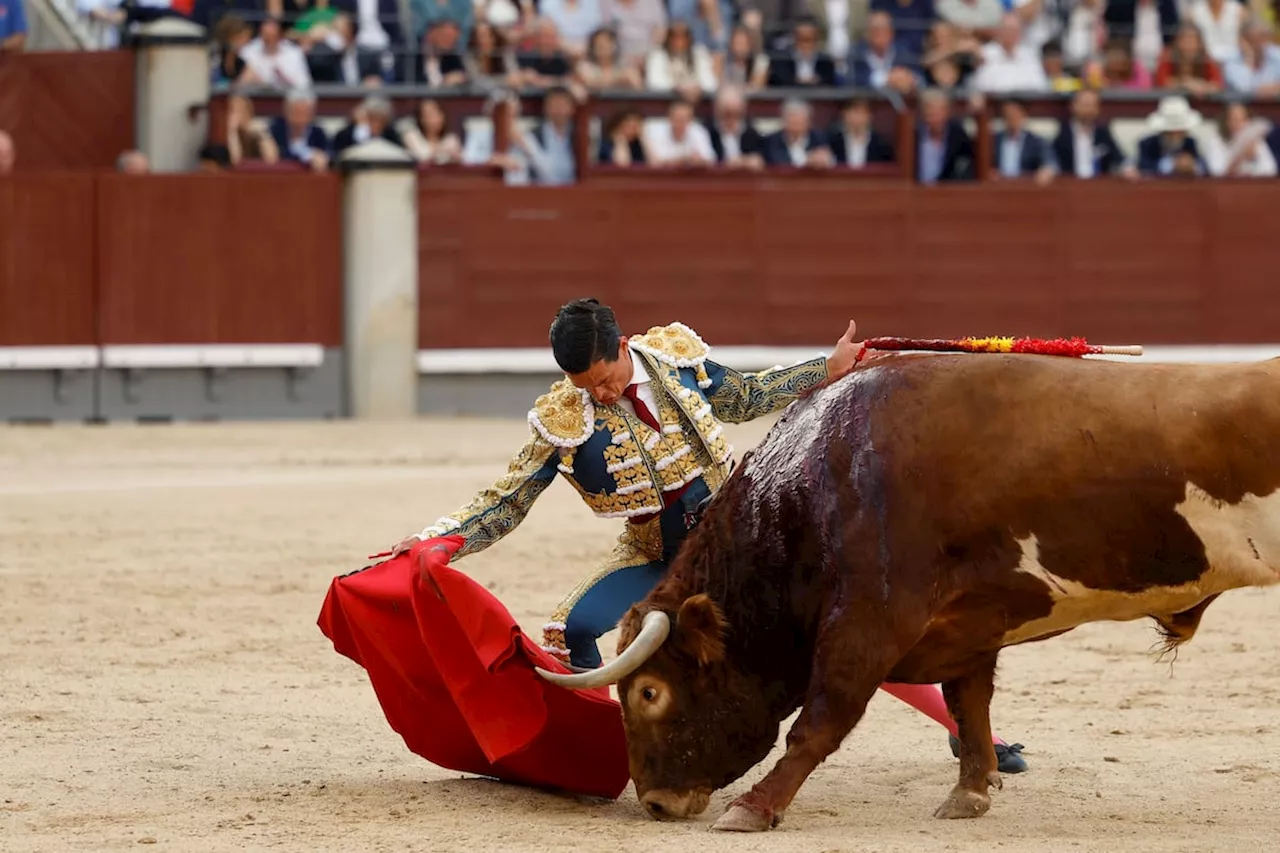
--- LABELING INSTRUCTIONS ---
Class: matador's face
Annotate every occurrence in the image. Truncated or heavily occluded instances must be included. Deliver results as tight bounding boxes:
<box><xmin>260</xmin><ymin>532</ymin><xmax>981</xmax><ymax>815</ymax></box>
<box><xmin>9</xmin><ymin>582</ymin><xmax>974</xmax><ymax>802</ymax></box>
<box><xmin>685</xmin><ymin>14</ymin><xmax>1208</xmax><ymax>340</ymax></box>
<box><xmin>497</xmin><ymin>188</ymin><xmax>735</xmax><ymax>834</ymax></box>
<box><xmin>567</xmin><ymin>337</ymin><xmax>633</xmax><ymax>407</ymax></box>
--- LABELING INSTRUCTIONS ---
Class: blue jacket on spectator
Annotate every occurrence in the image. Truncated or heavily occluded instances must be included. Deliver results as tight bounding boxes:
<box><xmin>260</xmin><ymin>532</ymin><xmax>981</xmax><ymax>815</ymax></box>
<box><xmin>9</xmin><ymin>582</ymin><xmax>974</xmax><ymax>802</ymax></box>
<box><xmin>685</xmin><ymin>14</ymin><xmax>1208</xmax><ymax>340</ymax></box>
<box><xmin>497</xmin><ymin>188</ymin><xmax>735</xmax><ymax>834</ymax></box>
<box><xmin>1136</xmin><ymin>133</ymin><xmax>1207</xmax><ymax>177</ymax></box>
<box><xmin>1052</xmin><ymin>121</ymin><xmax>1126</xmax><ymax>177</ymax></box>
<box><xmin>269</xmin><ymin>117</ymin><xmax>331</xmax><ymax>165</ymax></box>
<box><xmin>761</xmin><ymin>129</ymin><xmax>830</xmax><ymax>167</ymax></box>
<box><xmin>843</xmin><ymin>43</ymin><xmax>921</xmax><ymax>88</ymax></box>
<box><xmin>828</xmin><ymin>128</ymin><xmax>896</xmax><ymax>165</ymax></box>
<box><xmin>991</xmin><ymin>129</ymin><xmax>1057</xmax><ymax>177</ymax></box>
<box><xmin>410</xmin><ymin>0</ymin><xmax>473</xmax><ymax>44</ymax></box>
<box><xmin>870</xmin><ymin>0</ymin><xmax>934</xmax><ymax>60</ymax></box>
<box><xmin>916</xmin><ymin>118</ymin><xmax>974</xmax><ymax>183</ymax></box>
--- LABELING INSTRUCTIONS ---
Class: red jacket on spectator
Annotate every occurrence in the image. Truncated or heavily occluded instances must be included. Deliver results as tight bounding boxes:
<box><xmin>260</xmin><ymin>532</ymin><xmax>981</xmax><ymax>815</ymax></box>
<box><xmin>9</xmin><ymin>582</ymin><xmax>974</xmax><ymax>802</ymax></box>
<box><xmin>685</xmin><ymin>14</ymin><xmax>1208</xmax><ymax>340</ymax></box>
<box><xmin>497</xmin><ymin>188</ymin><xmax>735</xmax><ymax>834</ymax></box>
<box><xmin>1153</xmin><ymin>48</ymin><xmax>1224</xmax><ymax>89</ymax></box>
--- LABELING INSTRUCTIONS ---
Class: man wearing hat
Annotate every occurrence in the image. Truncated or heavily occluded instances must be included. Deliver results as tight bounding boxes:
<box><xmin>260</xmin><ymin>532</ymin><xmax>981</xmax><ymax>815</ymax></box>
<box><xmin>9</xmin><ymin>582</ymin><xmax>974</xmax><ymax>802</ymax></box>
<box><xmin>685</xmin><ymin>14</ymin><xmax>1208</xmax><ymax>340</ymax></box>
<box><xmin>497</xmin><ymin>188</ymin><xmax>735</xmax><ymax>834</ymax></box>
<box><xmin>1137</xmin><ymin>95</ymin><xmax>1208</xmax><ymax>177</ymax></box>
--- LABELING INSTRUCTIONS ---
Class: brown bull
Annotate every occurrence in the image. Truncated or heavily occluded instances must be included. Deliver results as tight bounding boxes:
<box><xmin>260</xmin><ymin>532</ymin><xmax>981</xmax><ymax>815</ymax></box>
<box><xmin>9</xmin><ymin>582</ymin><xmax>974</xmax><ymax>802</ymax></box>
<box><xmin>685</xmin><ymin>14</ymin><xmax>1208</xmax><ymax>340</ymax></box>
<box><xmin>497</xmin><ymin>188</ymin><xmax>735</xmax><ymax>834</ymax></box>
<box><xmin>536</xmin><ymin>351</ymin><xmax>1280</xmax><ymax>831</ymax></box>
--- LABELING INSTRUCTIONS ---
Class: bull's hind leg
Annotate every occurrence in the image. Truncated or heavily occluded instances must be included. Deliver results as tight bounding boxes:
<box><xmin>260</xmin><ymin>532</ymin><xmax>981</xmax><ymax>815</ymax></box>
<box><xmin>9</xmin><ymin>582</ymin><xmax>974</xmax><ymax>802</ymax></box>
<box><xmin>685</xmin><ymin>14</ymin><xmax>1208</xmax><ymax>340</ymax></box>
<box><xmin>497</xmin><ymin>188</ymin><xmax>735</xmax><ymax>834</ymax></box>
<box><xmin>934</xmin><ymin>653</ymin><xmax>1001</xmax><ymax>820</ymax></box>
<box><xmin>713</xmin><ymin>646</ymin><xmax>890</xmax><ymax>832</ymax></box>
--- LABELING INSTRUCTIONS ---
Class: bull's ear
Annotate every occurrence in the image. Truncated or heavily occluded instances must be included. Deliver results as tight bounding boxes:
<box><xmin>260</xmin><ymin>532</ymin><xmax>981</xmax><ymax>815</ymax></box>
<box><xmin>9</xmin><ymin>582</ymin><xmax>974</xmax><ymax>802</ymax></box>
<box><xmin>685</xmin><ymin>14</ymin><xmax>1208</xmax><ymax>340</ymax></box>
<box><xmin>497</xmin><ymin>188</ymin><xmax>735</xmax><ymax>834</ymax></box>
<box><xmin>677</xmin><ymin>594</ymin><xmax>727</xmax><ymax>667</ymax></box>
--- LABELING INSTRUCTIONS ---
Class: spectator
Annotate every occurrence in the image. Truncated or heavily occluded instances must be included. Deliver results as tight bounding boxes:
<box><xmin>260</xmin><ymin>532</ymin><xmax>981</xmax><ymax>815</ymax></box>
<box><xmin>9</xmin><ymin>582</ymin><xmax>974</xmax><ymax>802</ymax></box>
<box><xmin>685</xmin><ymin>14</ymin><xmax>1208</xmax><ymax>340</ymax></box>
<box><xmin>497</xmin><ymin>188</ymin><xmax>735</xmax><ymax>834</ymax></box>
<box><xmin>1224</xmin><ymin>20</ymin><xmax>1280</xmax><ymax>94</ymax></box>
<box><xmin>402</xmin><ymin>98</ymin><xmax>464</xmax><ymax>164</ymax></box>
<box><xmin>871</xmin><ymin>0</ymin><xmax>934</xmax><ymax>58</ymax></box>
<box><xmin>461</xmin><ymin>92</ymin><xmax>553</xmax><ymax>185</ymax></box>
<box><xmin>117</xmin><ymin>150</ymin><xmax>150</xmax><ymax>174</ymax></box>
<box><xmin>1042</xmin><ymin>40</ymin><xmax>1082</xmax><ymax>90</ymax></box>
<box><xmin>704</xmin><ymin>85</ymin><xmax>765</xmax><ymax>168</ymax></box>
<box><xmin>307</xmin><ymin>12</ymin><xmax>389</xmax><ymax>84</ymax></box>
<box><xmin>1084</xmin><ymin>38</ymin><xmax>1153</xmax><ymax>88</ymax></box>
<box><xmin>225</xmin><ymin>93</ymin><xmax>281</xmax><ymax>166</ymax></box>
<box><xmin>333</xmin><ymin>95</ymin><xmax>405</xmax><ymax>157</ymax></box>
<box><xmin>466</xmin><ymin>21</ymin><xmax>517</xmax><ymax>86</ymax></box>
<box><xmin>598</xmin><ymin>109</ymin><xmax>647</xmax><ymax>166</ymax></box>
<box><xmin>767</xmin><ymin>18</ymin><xmax>838</xmax><ymax>87</ymax></box>
<box><xmin>928</xmin><ymin>56</ymin><xmax>965</xmax><ymax>88</ymax></box>
<box><xmin>415</xmin><ymin>20</ymin><xmax>467</xmax><ymax>85</ymax></box>
<box><xmin>537</xmin><ymin>0</ymin><xmax>603</xmax><ymax>58</ymax></box>
<box><xmin>0</xmin><ymin>130</ymin><xmax>13</xmax><ymax>174</ymax></box>
<box><xmin>761</xmin><ymin>99</ymin><xmax>834</xmax><ymax>168</ymax></box>
<box><xmin>240</xmin><ymin>16</ymin><xmax>314</xmax><ymax>89</ymax></box>
<box><xmin>1204</xmin><ymin>101</ymin><xmax>1278</xmax><ymax>176</ymax></box>
<box><xmin>642</xmin><ymin>98</ymin><xmax>715</xmax><ymax>167</ymax></box>
<box><xmin>77</xmin><ymin>0</ymin><xmax>127</xmax><ymax>49</ymax></box>
<box><xmin>1187</xmin><ymin>0</ymin><xmax>1245</xmax><ymax>64</ymax></box>
<box><xmin>212</xmin><ymin>14</ymin><xmax>256</xmax><ymax>85</ymax></box>
<box><xmin>513</xmin><ymin>18</ymin><xmax>573</xmax><ymax>87</ymax></box>
<box><xmin>645</xmin><ymin>19</ymin><xmax>718</xmax><ymax>95</ymax></box>
<box><xmin>410</xmin><ymin>0</ymin><xmax>473</xmax><ymax>46</ymax></box>
<box><xmin>829</xmin><ymin>96</ymin><xmax>895</xmax><ymax>167</ymax></box>
<box><xmin>991</xmin><ymin>98</ymin><xmax>1056</xmax><ymax>184</ymax></box>
<box><xmin>576</xmin><ymin>27</ymin><xmax>644</xmax><ymax>89</ymax></box>
<box><xmin>269</xmin><ymin>88</ymin><xmax>331</xmax><ymax>172</ymax></box>
<box><xmin>347</xmin><ymin>0</ymin><xmax>402</xmax><ymax>73</ymax></box>
<box><xmin>719</xmin><ymin>24</ymin><xmax>770</xmax><ymax>90</ymax></box>
<box><xmin>1012</xmin><ymin>0</ymin><xmax>1066</xmax><ymax>55</ymax></box>
<box><xmin>921</xmin><ymin>21</ymin><xmax>980</xmax><ymax>87</ymax></box>
<box><xmin>1061</xmin><ymin>0</ymin><xmax>1104</xmax><ymax>71</ymax></box>
<box><xmin>1104</xmin><ymin>0</ymin><xmax>1180</xmax><ymax>73</ymax></box>
<box><xmin>670</xmin><ymin>0</ymin><xmax>732</xmax><ymax>52</ymax></box>
<box><xmin>1</xmin><ymin>0</ymin><xmax>28</xmax><ymax>52</ymax></box>
<box><xmin>1154</xmin><ymin>22</ymin><xmax>1224</xmax><ymax>93</ymax></box>
<box><xmin>1136</xmin><ymin>95</ymin><xmax>1208</xmax><ymax>178</ymax></box>
<box><xmin>600</xmin><ymin>0</ymin><xmax>668</xmax><ymax>67</ymax></box>
<box><xmin>915</xmin><ymin>87</ymin><xmax>974</xmax><ymax>182</ymax></box>
<box><xmin>970</xmin><ymin>14</ymin><xmax>1050</xmax><ymax>92</ymax></box>
<box><xmin>845</xmin><ymin>11</ymin><xmax>921</xmax><ymax>91</ymax></box>
<box><xmin>807</xmin><ymin>0</ymin><xmax>870</xmax><ymax>63</ymax></box>
<box><xmin>1051</xmin><ymin>88</ymin><xmax>1130</xmax><ymax>178</ymax></box>
<box><xmin>936</xmin><ymin>0</ymin><xmax>1004</xmax><ymax>36</ymax></box>
<box><xmin>527</xmin><ymin>85</ymin><xmax>578</xmax><ymax>185</ymax></box>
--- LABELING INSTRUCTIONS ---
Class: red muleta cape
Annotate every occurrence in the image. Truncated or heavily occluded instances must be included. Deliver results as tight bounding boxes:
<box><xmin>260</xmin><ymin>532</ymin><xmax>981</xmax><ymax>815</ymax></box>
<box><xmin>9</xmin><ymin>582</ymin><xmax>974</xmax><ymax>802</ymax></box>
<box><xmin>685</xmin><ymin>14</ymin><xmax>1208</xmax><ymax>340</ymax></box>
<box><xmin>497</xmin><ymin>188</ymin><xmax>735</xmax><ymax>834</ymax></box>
<box><xmin>317</xmin><ymin>536</ymin><xmax>631</xmax><ymax>799</ymax></box>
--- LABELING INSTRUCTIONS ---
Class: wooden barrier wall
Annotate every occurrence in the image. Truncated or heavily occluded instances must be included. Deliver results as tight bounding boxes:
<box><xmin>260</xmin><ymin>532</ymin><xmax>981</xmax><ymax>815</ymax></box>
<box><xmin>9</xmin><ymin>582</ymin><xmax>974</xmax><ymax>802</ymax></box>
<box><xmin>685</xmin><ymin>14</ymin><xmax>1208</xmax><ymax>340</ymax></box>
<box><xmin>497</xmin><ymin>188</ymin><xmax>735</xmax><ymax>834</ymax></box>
<box><xmin>0</xmin><ymin>173</ymin><xmax>343</xmax><ymax>347</ymax></box>
<box><xmin>0</xmin><ymin>52</ymin><xmax>135</xmax><ymax>172</ymax></box>
<box><xmin>418</xmin><ymin>175</ymin><xmax>1280</xmax><ymax>349</ymax></box>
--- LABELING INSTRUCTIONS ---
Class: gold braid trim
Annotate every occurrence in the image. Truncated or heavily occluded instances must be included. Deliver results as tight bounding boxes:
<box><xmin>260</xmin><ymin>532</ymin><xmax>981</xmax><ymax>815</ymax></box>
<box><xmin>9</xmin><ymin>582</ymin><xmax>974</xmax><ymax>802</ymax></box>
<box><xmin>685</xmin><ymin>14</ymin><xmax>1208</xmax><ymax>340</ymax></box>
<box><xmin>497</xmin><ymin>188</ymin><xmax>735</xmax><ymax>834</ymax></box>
<box><xmin>629</xmin><ymin>322</ymin><xmax>714</xmax><ymax>389</ymax></box>
<box><xmin>540</xmin><ymin>517</ymin><xmax>664</xmax><ymax>659</ymax></box>
<box><xmin>528</xmin><ymin>378</ymin><xmax>594</xmax><ymax>448</ymax></box>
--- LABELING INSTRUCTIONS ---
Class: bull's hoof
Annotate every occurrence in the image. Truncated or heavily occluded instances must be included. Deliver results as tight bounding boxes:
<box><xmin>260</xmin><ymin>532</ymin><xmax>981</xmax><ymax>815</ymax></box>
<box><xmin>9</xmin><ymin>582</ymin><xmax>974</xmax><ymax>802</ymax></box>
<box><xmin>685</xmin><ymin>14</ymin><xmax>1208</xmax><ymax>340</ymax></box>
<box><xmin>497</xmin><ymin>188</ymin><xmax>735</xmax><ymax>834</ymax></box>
<box><xmin>933</xmin><ymin>788</ymin><xmax>991</xmax><ymax>820</ymax></box>
<box><xmin>712</xmin><ymin>803</ymin><xmax>776</xmax><ymax>832</ymax></box>
<box><xmin>987</xmin><ymin>771</ymin><xmax>1003</xmax><ymax>792</ymax></box>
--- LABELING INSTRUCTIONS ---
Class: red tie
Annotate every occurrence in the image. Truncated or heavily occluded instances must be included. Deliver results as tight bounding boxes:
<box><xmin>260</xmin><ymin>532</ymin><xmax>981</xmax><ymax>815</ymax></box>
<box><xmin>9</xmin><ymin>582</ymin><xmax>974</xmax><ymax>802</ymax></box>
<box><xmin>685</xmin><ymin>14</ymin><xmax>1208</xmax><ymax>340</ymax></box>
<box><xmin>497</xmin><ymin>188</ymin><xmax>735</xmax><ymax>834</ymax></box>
<box><xmin>622</xmin><ymin>384</ymin><xmax>660</xmax><ymax>432</ymax></box>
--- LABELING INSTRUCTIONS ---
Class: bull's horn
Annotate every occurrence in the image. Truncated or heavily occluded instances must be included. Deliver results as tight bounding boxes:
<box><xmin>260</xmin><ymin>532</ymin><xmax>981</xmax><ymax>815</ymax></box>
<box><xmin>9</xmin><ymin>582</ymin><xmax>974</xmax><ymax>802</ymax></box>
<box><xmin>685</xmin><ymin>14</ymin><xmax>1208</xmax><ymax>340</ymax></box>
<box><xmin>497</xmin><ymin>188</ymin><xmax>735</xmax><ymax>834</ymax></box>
<box><xmin>534</xmin><ymin>610</ymin><xmax>671</xmax><ymax>690</ymax></box>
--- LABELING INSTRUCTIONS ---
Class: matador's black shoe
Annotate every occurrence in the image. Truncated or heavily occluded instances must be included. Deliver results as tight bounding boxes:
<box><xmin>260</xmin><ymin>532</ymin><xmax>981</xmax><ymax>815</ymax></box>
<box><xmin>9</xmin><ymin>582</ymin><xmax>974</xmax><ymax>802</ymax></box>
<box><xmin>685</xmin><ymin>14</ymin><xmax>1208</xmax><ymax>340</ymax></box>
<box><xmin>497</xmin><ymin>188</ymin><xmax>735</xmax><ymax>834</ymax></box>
<box><xmin>948</xmin><ymin>734</ymin><xmax>1029</xmax><ymax>774</ymax></box>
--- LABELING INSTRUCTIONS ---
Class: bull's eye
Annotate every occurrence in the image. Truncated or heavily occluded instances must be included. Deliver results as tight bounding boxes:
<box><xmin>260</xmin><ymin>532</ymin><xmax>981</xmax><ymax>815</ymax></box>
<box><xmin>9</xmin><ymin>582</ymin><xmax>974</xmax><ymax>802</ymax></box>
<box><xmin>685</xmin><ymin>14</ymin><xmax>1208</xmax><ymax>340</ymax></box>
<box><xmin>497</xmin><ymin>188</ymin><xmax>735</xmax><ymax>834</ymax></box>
<box><xmin>642</xmin><ymin>686</ymin><xmax>658</xmax><ymax>702</ymax></box>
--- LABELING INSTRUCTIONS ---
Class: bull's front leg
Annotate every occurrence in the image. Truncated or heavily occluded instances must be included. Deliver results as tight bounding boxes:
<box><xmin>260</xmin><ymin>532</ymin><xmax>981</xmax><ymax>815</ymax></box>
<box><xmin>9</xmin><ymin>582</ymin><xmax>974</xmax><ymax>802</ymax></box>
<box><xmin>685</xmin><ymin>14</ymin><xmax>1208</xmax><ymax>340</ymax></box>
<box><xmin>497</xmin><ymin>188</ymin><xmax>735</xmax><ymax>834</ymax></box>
<box><xmin>712</xmin><ymin>647</ymin><xmax>888</xmax><ymax>833</ymax></box>
<box><xmin>934</xmin><ymin>653</ymin><xmax>1001</xmax><ymax>820</ymax></box>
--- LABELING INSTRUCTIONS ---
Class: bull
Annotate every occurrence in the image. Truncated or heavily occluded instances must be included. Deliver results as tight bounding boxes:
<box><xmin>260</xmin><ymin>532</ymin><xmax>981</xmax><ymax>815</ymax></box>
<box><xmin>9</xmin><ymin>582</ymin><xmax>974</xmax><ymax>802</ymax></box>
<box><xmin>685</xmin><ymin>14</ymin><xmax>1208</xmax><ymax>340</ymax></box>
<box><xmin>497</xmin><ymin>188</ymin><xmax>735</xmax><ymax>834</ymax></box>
<box><xmin>535</xmin><ymin>352</ymin><xmax>1280</xmax><ymax>831</ymax></box>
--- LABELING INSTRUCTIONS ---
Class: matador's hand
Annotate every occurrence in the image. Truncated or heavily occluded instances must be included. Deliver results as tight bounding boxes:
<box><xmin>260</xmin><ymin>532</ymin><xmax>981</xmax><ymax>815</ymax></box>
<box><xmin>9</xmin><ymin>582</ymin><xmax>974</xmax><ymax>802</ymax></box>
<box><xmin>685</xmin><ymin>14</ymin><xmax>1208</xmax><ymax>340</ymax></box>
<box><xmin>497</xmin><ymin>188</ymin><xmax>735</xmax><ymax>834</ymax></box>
<box><xmin>825</xmin><ymin>320</ymin><xmax>869</xmax><ymax>379</ymax></box>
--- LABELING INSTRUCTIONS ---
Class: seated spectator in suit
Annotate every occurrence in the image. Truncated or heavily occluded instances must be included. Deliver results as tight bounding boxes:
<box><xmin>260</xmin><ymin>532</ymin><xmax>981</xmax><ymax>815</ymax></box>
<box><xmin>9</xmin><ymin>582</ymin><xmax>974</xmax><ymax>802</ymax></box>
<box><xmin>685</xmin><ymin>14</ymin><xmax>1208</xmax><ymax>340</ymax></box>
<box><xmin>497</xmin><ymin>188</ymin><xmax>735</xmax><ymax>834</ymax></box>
<box><xmin>969</xmin><ymin>14</ymin><xmax>1049</xmax><ymax>92</ymax></box>
<box><xmin>599</xmin><ymin>109</ymin><xmax>648</xmax><ymax>166</ymax></box>
<box><xmin>305</xmin><ymin>13</ymin><xmax>388</xmax><ymax>85</ymax></box>
<box><xmin>704</xmin><ymin>85</ymin><xmax>765</xmax><ymax>169</ymax></box>
<box><xmin>829</xmin><ymin>96</ymin><xmax>895</xmax><ymax>167</ymax></box>
<box><xmin>871</xmin><ymin>0</ymin><xmax>934</xmax><ymax>59</ymax></box>
<box><xmin>414</xmin><ymin>19</ymin><xmax>467</xmax><ymax>84</ymax></box>
<box><xmin>332</xmin><ymin>95</ymin><xmax>405</xmax><ymax>158</ymax></box>
<box><xmin>642</xmin><ymin>97</ymin><xmax>717</xmax><ymax>167</ymax></box>
<box><xmin>915</xmin><ymin>87</ymin><xmax>974</xmax><ymax>183</ymax></box>
<box><xmin>461</xmin><ymin>91</ymin><xmax>558</xmax><ymax>185</ymax></box>
<box><xmin>992</xmin><ymin>99</ymin><xmax>1057</xmax><ymax>185</ymax></box>
<box><xmin>240</xmin><ymin>16</ymin><xmax>314</xmax><ymax>89</ymax></box>
<box><xmin>1052</xmin><ymin>88</ymin><xmax>1130</xmax><ymax>179</ymax></box>
<box><xmin>1136</xmin><ymin>95</ymin><xmax>1207</xmax><ymax>178</ymax></box>
<box><xmin>513</xmin><ymin>17</ymin><xmax>574</xmax><ymax>88</ymax></box>
<box><xmin>845</xmin><ymin>11</ymin><xmax>920</xmax><ymax>92</ymax></box>
<box><xmin>526</xmin><ymin>85</ymin><xmax>578</xmax><ymax>185</ymax></box>
<box><xmin>269</xmin><ymin>88</ymin><xmax>331</xmax><ymax>172</ymax></box>
<box><xmin>767</xmin><ymin>18</ymin><xmax>838</xmax><ymax>87</ymax></box>
<box><xmin>762</xmin><ymin>98</ymin><xmax>834</xmax><ymax>168</ymax></box>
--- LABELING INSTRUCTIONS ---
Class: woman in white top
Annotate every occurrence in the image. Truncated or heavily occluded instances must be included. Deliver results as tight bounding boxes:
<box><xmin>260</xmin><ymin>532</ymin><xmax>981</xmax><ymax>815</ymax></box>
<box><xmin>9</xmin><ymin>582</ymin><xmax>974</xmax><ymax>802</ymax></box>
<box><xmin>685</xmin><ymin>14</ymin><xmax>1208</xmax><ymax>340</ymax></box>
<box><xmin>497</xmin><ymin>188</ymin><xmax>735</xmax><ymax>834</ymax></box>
<box><xmin>719</xmin><ymin>24</ymin><xmax>769</xmax><ymax>90</ymax></box>
<box><xmin>644</xmin><ymin>20</ymin><xmax>718</xmax><ymax>94</ymax></box>
<box><xmin>401</xmin><ymin>98</ymin><xmax>464</xmax><ymax>165</ymax></box>
<box><xmin>1205</xmin><ymin>101</ymin><xmax>1278</xmax><ymax>176</ymax></box>
<box><xmin>1188</xmin><ymin>0</ymin><xmax>1248</xmax><ymax>64</ymax></box>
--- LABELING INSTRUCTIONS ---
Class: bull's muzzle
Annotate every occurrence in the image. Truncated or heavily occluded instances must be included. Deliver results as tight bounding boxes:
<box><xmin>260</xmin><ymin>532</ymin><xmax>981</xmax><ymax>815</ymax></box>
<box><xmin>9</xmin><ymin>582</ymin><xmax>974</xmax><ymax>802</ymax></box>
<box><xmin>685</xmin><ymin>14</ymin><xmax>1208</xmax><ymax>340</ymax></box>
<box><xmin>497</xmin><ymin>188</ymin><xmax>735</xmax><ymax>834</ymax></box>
<box><xmin>640</xmin><ymin>789</ymin><xmax>711</xmax><ymax>821</ymax></box>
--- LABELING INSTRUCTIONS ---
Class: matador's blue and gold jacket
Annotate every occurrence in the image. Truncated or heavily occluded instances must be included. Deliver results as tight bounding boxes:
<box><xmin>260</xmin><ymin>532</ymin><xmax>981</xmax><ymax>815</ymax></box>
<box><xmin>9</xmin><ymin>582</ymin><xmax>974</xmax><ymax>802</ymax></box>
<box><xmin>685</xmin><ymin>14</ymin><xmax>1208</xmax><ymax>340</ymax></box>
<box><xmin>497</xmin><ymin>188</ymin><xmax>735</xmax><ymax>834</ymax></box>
<box><xmin>417</xmin><ymin>322</ymin><xmax>830</xmax><ymax>558</ymax></box>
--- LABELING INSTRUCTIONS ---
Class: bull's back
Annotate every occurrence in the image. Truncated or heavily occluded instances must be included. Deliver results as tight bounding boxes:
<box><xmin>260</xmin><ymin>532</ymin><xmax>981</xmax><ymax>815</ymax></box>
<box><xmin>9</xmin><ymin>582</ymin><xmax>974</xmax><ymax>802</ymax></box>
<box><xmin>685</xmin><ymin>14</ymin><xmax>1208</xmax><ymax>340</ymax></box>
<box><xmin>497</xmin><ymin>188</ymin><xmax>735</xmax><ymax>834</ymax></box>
<box><xmin>849</xmin><ymin>354</ymin><xmax>1280</xmax><ymax>652</ymax></box>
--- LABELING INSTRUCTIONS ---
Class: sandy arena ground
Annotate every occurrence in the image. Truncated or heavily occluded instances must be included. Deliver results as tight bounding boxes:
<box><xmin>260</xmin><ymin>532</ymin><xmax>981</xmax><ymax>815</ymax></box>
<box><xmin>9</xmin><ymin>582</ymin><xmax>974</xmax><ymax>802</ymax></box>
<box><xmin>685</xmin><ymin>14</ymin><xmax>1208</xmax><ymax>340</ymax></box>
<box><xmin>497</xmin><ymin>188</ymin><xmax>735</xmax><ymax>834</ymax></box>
<box><xmin>2</xmin><ymin>416</ymin><xmax>1278</xmax><ymax>853</ymax></box>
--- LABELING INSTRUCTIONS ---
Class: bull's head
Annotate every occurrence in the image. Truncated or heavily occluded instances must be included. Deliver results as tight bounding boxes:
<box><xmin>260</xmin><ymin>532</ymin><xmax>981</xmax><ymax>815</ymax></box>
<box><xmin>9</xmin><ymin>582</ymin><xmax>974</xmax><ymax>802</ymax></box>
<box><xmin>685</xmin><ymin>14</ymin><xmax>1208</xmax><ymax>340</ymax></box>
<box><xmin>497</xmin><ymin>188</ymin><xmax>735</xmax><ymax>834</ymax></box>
<box><xmin>535</xmin><ymin>595</ymin><xmax>779</xmax><ymax>821</ymax></box>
